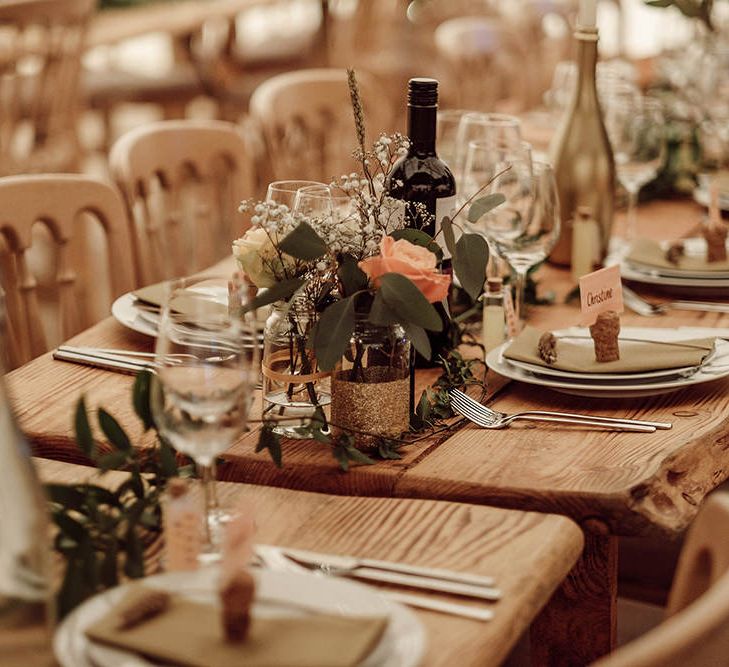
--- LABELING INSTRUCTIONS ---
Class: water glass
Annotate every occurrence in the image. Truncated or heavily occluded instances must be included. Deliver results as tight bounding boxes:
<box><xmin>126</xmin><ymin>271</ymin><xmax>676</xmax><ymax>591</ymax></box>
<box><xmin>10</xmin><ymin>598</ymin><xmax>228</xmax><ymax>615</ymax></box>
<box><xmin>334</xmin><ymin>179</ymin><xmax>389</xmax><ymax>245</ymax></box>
<box><xmin>151</xmin><ymin>274</ymin><xmax>259</xmax><ymax>561</ymax></box>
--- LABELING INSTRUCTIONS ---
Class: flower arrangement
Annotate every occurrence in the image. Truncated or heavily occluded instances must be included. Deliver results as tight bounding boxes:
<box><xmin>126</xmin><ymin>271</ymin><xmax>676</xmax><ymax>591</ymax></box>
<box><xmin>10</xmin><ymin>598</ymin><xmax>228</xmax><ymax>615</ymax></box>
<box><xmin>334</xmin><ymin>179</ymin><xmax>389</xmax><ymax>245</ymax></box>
<box><xmin>233</xmin><ymin>69</ymin><xmax>504</xmax><ymax>463</ymax></box>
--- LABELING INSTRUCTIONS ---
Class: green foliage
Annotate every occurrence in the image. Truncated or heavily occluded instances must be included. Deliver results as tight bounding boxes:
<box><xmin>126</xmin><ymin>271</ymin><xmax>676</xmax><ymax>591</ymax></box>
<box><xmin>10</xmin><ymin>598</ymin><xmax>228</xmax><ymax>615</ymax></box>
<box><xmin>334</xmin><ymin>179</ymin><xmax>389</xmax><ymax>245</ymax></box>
<box><xmin>48</xmin><ymin>370</ymin><xmax>188</xmax><ymax>618</ymax></box>
<box><xmin>377</xmin><ymin>273</ymin><xmax>442</xmax><ymax>332</ymax></box>
<box><xmin>466</xmin><ymin>193</ymin><xmax>506</xmax><ymax>223</ymax></box>
<box><xmin>245</xmin><ymin>277</ymin><xmax>306</xmax><ymax>312</ymax></box>
<box><xmin>453</xmin><ymin>233</ymin><xmax>490</xmax><ymax>301</ymax></box>
<box><xmin>279</xmin><ymin>221</ymin><xmax>328</xmax><ymax>261</ymax></box>
<box><xmin>337</xmin><ymin>254</ymin><xmax>369</xmax><ymax>296</ymax></box>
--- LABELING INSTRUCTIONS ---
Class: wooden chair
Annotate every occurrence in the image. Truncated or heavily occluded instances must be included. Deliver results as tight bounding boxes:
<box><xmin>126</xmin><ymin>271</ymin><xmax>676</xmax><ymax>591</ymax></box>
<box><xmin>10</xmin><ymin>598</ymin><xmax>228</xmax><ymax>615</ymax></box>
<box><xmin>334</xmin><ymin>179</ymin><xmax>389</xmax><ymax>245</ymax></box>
<box><xmin>249</xmin><ymin>68</ymin><xmax>393</xmax><ymax>182</ymax></box>
<box><xmin>0</xmin><ymin>0</ymin><xmax>94</xmax><ymax>176</ymax></box>
<box><xmin>594</xmin><ymin>486</ymin><xmax>729</xmax><ymax>666</ymax></box>
<box><xmin>0</xmin><ymin>175</ymin><xmax>135</xmax><ymax>369</ymax></box>
<box><xmin>434</xmin><ymin>16</ymin><xmax>531</xmax><ymax>113</ymax></box>
<box><xmin>109</xmin><ymin>120</ymin><xmax>255</xmax><ymax>286</ymax></box>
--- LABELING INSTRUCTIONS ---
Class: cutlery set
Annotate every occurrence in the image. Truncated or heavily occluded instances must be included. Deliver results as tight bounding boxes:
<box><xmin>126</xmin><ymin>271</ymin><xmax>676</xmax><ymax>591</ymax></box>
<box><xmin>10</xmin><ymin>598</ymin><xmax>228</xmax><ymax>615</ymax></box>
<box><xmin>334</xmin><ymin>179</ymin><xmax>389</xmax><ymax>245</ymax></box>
<box><xmin>254</xmin><ymin>545</ymin><xmax>497</xmax><ymax>622</ymax></box>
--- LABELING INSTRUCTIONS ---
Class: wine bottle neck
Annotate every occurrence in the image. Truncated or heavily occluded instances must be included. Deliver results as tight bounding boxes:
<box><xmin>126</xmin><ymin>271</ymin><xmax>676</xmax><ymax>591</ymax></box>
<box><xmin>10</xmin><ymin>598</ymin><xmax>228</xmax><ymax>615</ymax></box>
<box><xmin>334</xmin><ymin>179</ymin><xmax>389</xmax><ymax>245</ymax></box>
<box><xmin>574</xmin><ymin>29</ymin><xmax>599</xmax><ymax>108</ymax></box>
<box><xmin>407</xmin><ymin>105</ymin><xmax>437</xmax><ymax>154</ymax></box>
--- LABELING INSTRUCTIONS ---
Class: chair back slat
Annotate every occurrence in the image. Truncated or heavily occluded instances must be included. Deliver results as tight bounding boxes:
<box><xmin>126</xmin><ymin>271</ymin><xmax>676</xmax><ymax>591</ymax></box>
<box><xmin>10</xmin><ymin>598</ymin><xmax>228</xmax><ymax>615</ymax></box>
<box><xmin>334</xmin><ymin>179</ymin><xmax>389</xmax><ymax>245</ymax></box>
<box><xmin>249</xmin><ymin>68</ymin><xmax>393</xmax><ymax>182</ymax></box>
<box><xmin>110</xmin><ymin>120</ymin><xmax>256</xmax><ymax>286</ymax></box>
<box><xmin>0</xmin><ymin>174</ymin><xmax>135</xmax><ymax>369</ymax></box>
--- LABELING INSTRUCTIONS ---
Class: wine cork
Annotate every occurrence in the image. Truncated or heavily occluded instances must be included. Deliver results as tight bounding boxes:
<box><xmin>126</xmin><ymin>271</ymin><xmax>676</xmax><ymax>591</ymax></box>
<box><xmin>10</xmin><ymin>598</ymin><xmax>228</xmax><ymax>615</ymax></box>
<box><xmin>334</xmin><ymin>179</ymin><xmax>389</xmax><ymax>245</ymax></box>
<box><xmin>162</xmin><ymin>479</ymin><xmax>203</xmax><ymax>572</ymax></box>
<box><xmin>703</xmin><ymin>223</ymin><xmax>728</xmax><ymax>263</ymax></box>
<box><xmin>538</xmin><ymin>332</ymin><xmax>558</xmax><ymax>365</ymax></box>
<box><xmin>665</xmin><ymin>242</ymin><xmax>684</xmax><ymax>266</ymax></box>
<box><xmin>589</xmin><ymin>310</ymin><xmax>620</xmax><ymax>362</ymax></box>
<box><xmin>220</xmin><ymin>569</ymin><xmax>255</xmax><ymax>642</ymax></box>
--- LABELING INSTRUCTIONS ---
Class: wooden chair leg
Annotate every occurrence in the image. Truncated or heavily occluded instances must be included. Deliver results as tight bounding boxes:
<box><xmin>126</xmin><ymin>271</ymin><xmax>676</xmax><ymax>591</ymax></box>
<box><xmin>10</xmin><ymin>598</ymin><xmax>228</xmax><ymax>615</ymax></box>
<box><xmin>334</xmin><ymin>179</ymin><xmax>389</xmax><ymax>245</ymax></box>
<box><xmin>531</xmin><ymin>525</ymin><xmax>618</xmax><ymax>666</ymax></box>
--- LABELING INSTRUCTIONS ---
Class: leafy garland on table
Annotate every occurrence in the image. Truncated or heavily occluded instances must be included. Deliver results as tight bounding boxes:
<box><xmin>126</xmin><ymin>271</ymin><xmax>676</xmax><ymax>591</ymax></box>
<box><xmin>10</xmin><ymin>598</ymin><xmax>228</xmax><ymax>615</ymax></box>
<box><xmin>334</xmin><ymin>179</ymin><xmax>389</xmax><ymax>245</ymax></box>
<box><xmin>234</xmin><ymin>69</ymin><xmax>498</xmax><ymax>467</ymax></box>
<box><xmin>47</xmin><ymin>372</ymin><xmax>192</xmax><ymax>619</ymax></box>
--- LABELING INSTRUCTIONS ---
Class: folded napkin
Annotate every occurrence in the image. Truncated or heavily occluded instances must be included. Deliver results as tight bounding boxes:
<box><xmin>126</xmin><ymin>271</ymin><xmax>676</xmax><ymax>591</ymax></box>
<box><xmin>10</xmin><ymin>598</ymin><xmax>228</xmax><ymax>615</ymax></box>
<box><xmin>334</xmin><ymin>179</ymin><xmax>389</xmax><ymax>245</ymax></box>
<box><xmin>627</xmin><ymin>238</ymin><xmax>729</xmax><ymax>272</ymax></box>
<box><xmin>504</xmin><ymin>326</ymin><xmax>716</xmax><ymax>374</ymax></box>
<box><xmin>133</xmin><ymin>281</ymin><xmax>228</xmax><ymax>317</ymax></box>
<box><xmin>85</xmin><ymin>586</ymin><xmax>387</xmax><ymax>667</ymax></box>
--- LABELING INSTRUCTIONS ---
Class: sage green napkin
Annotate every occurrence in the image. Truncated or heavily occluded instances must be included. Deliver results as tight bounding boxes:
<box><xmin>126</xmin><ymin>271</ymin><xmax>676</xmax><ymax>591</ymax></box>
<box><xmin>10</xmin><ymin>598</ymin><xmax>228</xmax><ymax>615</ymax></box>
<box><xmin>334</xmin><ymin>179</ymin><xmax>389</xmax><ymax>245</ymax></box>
<box><xmin>132</xmin><ymin>280</ymin><xmax>229</xmax><ymax>319</ymax></box>
<box><xmin>627</xmin><ymin>238</ymin><xmax>729</xmax><ymax>272</ymax></box>
<box><xmin>504</xmin><ymin>326</ymin><xmax>716</xmax><ymax>374</ymax></box>
<box><xmin>85</xmin><ymin>587</ymin><xmax>388</xmax><ymax>667</ymax></box>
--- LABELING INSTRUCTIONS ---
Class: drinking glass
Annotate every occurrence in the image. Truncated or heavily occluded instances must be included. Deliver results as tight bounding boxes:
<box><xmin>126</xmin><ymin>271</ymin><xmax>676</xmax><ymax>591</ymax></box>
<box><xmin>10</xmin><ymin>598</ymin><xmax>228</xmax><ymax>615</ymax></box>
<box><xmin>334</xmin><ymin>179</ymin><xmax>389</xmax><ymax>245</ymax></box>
<box><xmin>437</xmin><ymin>109</ymin><xmax>468</xmax><ymax>168</ymax></box>
<box><xmin>266</xmin><ymin>180</ymin><xmax>326</xmax><ymax>208</ymax></box>
<box><xmin>491</xmin><ymin>161</ymin><xmax>561</xmax><ymax>323</ymax></box>
<box><xmin>294</xmin><ymin>184</ymin><xmax>352</xmax><ymax>219</ymax></box>
<box><xmin>453</xmin><ymin>112</ymin><xmax>522</xmax><ymax>184</ymax></box>
<box><xmin>151</xmin><ymin>274</ymin><xmax>259</xmax><ymax>561</ymax></box>
<box><xmin>604</xmin><ymin>97</ymin><xmax>666</xmax><ymax>241</ymax></box>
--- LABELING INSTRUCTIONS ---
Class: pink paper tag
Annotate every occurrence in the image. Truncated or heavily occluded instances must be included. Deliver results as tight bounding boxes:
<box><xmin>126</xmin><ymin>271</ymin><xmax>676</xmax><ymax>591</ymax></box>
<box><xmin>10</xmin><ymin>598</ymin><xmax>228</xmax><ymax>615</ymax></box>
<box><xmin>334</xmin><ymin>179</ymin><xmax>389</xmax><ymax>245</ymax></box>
<box><xmin>221</xmin><ymin>504</ymin><xmax>257</xmax><ymax>579</ymax></box>
<box><xmin>578</xmin><ymin>265</ymin><xmax>623</xmax><ymax>326</ymax></box>
<box><xmin>503</xmin><ymin>287</ymin><xmax>519</xmax><ymax>337</ymax></box>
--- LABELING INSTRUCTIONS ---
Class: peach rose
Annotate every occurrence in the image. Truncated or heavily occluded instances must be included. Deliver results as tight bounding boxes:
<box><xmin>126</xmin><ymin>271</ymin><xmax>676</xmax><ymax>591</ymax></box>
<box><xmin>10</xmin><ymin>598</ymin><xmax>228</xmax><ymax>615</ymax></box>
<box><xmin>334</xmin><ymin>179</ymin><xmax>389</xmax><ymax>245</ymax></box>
<box><xmin>359</xmin><ymin>236</ymin><xmax>451</xmax><ymax>303</ymax></box>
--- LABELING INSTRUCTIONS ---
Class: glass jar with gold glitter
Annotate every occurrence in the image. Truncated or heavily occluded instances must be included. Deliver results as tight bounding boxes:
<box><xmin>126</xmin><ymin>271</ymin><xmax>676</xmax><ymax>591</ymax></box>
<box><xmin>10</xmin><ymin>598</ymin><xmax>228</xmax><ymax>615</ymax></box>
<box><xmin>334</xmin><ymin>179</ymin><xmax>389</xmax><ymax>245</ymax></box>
<box><xmin>330</xmin><ymin>316</ymin><xmax>411</xmax><ymax>447</ymax></box>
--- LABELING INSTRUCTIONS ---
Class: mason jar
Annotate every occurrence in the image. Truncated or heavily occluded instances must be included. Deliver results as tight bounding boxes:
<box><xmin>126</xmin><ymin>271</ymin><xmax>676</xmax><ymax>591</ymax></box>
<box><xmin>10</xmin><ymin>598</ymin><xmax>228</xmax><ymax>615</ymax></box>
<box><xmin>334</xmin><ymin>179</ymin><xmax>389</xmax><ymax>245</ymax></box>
<box><xmin>261</xmin><ymin>301</ymin><xmax>331</xmax><ymax>438</ymax></box>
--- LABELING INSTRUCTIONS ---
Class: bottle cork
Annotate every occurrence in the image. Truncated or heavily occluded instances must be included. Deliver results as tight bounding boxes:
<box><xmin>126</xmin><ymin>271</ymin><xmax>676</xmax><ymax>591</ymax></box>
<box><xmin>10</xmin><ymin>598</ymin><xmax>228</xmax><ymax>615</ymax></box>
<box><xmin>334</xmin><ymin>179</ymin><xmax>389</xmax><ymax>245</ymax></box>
<box><xmin>220</xmin><ymin>569</ymin><xmax>255</xmax><ymax>642</ymax></box>
<box><xmin>589</xmin><ymin>310</ymin><xmax>620</xmax><ymax>362</ymax></box>
<box><xmin>703</xmin><ymin>224</ymin><xmax>728</xmax><ymax>263</ymax></box>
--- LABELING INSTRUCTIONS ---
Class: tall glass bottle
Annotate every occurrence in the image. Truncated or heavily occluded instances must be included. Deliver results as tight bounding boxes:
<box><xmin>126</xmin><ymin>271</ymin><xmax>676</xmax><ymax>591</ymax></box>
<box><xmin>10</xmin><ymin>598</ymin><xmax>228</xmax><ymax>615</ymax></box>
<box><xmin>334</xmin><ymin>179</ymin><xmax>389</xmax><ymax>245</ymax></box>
<box><xmin>549</xmin><ymin>25</ymin><xmax>615</xmax><ymax>266</ymax></box>
<box><xmin>0</xmin><ymin>338</ymin><xmax>54</xmax><ymax>664</ymax></box>
<box><xmin>385</xmin><ymin>78</ymin><xmax>457</xmax><ymax>371</ymax></box>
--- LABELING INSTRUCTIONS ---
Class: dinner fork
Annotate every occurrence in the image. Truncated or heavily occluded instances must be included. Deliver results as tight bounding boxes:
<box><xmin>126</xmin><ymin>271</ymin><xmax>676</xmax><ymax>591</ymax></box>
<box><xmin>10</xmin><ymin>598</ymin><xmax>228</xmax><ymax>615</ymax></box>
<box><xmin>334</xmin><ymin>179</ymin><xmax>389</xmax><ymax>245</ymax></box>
<box><xmin>449</xmin><ymin>389</ymin><xmax>668</xmax><ymax>432</ymax></box>
<box><xmin>622</xmin><ymin>285</ymin><xmax>729</xmax><ymax>317</ymax></box>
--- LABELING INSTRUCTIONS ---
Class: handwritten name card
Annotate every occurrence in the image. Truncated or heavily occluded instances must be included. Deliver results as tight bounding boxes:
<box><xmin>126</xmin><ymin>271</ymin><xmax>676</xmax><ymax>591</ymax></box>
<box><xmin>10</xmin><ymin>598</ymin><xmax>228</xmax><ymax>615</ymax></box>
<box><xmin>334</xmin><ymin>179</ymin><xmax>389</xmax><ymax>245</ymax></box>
<box><xmin>578</xmin><ymin>265</ymin><xmax>623</xmax><ymax>326</ymax></box>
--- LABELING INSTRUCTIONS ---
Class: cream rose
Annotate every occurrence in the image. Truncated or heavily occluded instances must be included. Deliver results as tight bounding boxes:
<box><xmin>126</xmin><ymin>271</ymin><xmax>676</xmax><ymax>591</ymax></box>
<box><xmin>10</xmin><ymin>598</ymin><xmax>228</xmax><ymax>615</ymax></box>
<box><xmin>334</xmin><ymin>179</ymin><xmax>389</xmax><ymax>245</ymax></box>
<box><xmin>232</xmin><ymin>227</ymin><xmax>294</xmax><ymax>288</ymax></box>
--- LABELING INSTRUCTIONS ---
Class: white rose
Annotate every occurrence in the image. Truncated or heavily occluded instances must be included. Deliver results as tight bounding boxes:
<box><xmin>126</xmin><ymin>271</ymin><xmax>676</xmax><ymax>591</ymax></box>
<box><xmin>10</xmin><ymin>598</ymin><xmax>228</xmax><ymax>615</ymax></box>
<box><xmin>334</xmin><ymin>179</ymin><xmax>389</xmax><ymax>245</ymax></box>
<box><xmin>232</xmin><ymin>227</ymin><xmax>294</xmax><ymax>288</ymax></box>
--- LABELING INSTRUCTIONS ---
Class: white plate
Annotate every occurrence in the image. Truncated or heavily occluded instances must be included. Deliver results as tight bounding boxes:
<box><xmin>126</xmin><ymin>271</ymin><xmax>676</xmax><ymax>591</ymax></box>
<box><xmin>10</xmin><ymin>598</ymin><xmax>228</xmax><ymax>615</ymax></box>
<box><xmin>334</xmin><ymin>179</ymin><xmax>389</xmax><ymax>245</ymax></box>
<box><xmin>112</xmin><ymin>292</ymin><xmax>266</xmax><ymax>343</ymax></box>
<box><xmin>54</xmin><ymin>567</ymin><xmax>425</xmax><ymax>667</ymax></box>
<box><xmin>693</xmin><ymin>186</ymin><xmax>729</xmax><ymax>211</ymax></box>
<box><xmin>625</xmin><ymin>238</ymin><xmax>729</xmax><ymax>280</ymax></box>
<box><xmin>487</xmin><ymin>327</ymin><xmax>729</xmax><ymax>398</ymax></box>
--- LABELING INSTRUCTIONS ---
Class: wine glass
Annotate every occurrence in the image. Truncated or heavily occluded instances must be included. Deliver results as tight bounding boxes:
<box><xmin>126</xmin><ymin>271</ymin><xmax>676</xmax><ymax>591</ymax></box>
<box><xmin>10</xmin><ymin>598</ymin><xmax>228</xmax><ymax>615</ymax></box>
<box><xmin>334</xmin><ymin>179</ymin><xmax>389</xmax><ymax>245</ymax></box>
<box><xmin>266</xmin><ymin>180</ymin><xmax>326</xmax><ymax>207</ymax></box>
<box><xmin>452</xmin><ymin>112</ymin><xmax>522</xmax><ymax>184</ymax></box>
<box><xmin>491</xmin><ymin>161</ymin><xmax>561</xmax><ymax>323</ymax></box>
<box><xmin>437</xmin><ymin>109</ymin><xmax>468</xmax><ymax>168</ymax></box>
<box><xmin>151</xmin><ymin>274</ymin><xmax>259</xmax><ymax>562</ymax></box>
<box><xmin>604</xmin><ymin>96</ymin><xmax>666</xmax><ymax>241</ymax></box>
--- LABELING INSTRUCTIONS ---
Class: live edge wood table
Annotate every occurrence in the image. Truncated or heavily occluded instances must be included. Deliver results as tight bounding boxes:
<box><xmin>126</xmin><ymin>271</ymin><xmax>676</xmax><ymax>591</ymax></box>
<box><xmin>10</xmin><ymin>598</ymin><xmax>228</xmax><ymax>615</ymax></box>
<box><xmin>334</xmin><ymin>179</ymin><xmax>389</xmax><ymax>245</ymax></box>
<box><xmin>34</xmin><ymin>458</ymin><xmax>582</xmax><ymax>667</ymax></box>
<box><xmin>7</xmin><ymin>200</ymin><xmax>729</xmax><ymax>664</ymax></box>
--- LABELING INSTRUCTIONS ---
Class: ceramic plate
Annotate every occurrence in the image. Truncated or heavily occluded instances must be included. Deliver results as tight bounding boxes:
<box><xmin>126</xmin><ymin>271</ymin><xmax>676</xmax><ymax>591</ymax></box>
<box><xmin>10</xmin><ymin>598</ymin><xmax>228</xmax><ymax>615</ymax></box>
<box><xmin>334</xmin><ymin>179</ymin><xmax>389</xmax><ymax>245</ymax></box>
<box><xmin>487</xmin><ymin>327</ymin><xmax>729</xmax><ymax>398</ymax></box>
<box><xmin>53</xmin><ymin>567</ymin><xmax>425</xmax><ymax>667</ymax></box>
<box><xmin>624</xmin><ymin>238</ymin><xmax>729</xmax><ymax>280</ymax></box>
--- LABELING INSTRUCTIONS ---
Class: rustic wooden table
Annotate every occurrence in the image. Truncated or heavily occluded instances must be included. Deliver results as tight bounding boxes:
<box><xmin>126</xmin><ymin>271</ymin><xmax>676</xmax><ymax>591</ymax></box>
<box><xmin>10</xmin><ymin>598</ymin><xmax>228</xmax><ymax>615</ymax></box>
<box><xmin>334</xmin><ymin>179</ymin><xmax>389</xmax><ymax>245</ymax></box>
<box><xmin>8</xmin><ymin>199</ymin><xmax>729</xmax><ymax>664</ymax></box>
<box><xmin>35</xmin><ymin>458</ymin><xmax>582</xmax><ymax>667</ymax></box>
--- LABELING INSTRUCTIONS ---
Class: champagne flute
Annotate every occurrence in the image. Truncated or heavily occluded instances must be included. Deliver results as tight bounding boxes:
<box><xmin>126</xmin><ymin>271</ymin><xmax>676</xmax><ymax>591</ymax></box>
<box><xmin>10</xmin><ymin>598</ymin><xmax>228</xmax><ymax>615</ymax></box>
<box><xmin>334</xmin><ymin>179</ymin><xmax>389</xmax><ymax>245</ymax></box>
<box><xmin>491</xmin><ymin>161</ymin><xmax>561</xmax><ymax>323</ymax></box>
<box><xmin>151</xmin><ymin>274</ymin><xmax>259</xmax><ymax>562</ymax></box>
<box><xmin>604</xmin><ymin>96</ymin><xmax>666</xmax><ymax>241</ymax></box>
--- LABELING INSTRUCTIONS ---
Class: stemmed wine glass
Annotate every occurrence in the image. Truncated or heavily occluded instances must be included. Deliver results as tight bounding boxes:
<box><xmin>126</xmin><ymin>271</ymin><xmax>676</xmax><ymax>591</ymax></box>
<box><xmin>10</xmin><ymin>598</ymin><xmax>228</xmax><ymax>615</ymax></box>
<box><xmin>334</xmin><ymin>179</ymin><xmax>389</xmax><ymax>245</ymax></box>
<box><xmin>266</xmin><ymin>180</ymin><xmax>326</xmax><ymax>207</ymax></box>
<box><xmin>604</xmin><ymin>96</ymin><xmax>666</xmax><ymax>241</ymax></box>
<box><xmin>437</xmin><ymin>109</ymin><xmax>468</xmax><ymax>168</ymax></box>
<box><xmin>151</xmin><ymin>274</ymin><xmax>259</xmax><ymax>562</ymax></box>
<box><xmin>490</xmin><ymin>161</ymin><xmax>561</xmax><ymax>323</ymax></box>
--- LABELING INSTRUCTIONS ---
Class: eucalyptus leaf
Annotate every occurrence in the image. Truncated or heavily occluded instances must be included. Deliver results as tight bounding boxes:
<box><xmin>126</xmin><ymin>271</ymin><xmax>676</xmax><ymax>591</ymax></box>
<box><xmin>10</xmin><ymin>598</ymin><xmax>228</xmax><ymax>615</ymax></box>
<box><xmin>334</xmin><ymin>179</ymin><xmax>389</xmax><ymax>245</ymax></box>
<box><xmin>246</xmin><ymin>277</ymin><xmax>305</xmax><ymax>312</ymax></box>
<box><xmin>379</xmin><ymin>273</ymin><xmax>442</xmax><ymax>332</ymax></box>
<box><xmin>390</xmin><ymin>228</ymin><xmax>443</xmax><ymax>262</ymax></box>
<box><xmin>256</xmin><ymin>426</ymin><xmax>282</xmax><ymax>468</ymax></box>
<box><xmin>132</xmin><ymin>371</ymin><xmax>154</xmax><ymax>431</ymax></box>
<box><xmin>467</xmin><ymin>193</ymin><xmax>506</xmax><ymax>223</ymax></box>
<box><xmin>312</xmin><ymin>296</ymin><xmax>356</xmax><ymax>371</ymax></box>
<box><xmin>368</xmin><ymin>292</ymin><xmax>399</xmax><ymax>326</ymax></box>
<box><xmin>98</xmin><ymin>409</ymin><xmax>131</xmax><ymax>452</ymax></box>
<box><xmin>279</xmin><ymin>221</ymin><xmax>328</xmax><ymax>260</ymax></box>
<box><xmin>440</xmin><ymin>217</ymin><xmax>456</xmax><ymax>257</ymax></box>
<box><xmin>46</xmin><ymin>484</ymin><xmax>87</xmax><ymax>511</ymax></box>
<box><xmin>401</xmin><ymin>322</ymin><xmax>432</xmax><ymax>360</ymax></box>
<box><xmin>97</xmin><ymin>450</ymin><xmax>130</xmax><ymax>471</ymax></box>
<box><xmin>124</xmin><ymin>528</ymin><xmax>144</xmax><ymax>579</ymax></box>
<box><xmin>338</xmin><ymin>254</ymin><xmax>369</xmax><ymax>296</ymax></box>
<box><xmin>158</xmin><ymin>438</ymin><xmax>178</xmax><ymax>477</ymax></box>
<box><xmin>74</xmin><ymin>397</ymin><xmax>94</xmax><ymax>459</ymax></box>
<box><xmin>452</xmin><ymin>232</ymin><xmax>489</xmax><ymax>301</ymax></box>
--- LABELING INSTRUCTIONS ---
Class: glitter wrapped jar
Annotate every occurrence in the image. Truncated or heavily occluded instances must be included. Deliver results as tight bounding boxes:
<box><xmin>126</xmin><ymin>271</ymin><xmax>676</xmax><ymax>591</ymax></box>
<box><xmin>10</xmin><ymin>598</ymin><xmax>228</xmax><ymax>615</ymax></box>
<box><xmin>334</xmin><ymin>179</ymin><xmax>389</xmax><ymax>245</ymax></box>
<box><xmin>330</xmin><ymin>316</ymin><xmax>410</xmax><ymax>447</ymax></box>
<box><xmin>262</xmin><ymin>301</ymin><xmax>331</xmax><ymax>438</ymax></box>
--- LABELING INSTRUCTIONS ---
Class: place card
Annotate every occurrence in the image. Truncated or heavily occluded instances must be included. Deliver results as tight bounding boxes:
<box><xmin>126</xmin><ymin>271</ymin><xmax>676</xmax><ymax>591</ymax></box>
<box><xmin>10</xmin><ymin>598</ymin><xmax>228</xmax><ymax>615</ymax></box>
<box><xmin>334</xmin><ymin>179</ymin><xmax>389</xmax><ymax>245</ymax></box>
<box><xmin>503</xmin><ymin>287</ymin><xmax>519</xmax><ymax>338</ymax></box>
<box><xmin>578</xmin><ymin>265</ymin><xmax>623</xmax><ymax>326</ymax></box>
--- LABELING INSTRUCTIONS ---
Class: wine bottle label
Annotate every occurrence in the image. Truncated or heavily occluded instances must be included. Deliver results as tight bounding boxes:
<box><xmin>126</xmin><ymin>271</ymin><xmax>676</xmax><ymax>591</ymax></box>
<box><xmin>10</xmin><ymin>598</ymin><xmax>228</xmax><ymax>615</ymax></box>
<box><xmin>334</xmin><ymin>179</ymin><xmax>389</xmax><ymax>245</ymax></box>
<box><xmin>435</xmin><ymin>195</ymin><xmax>457</xmax><ymax>258</ymax></box>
